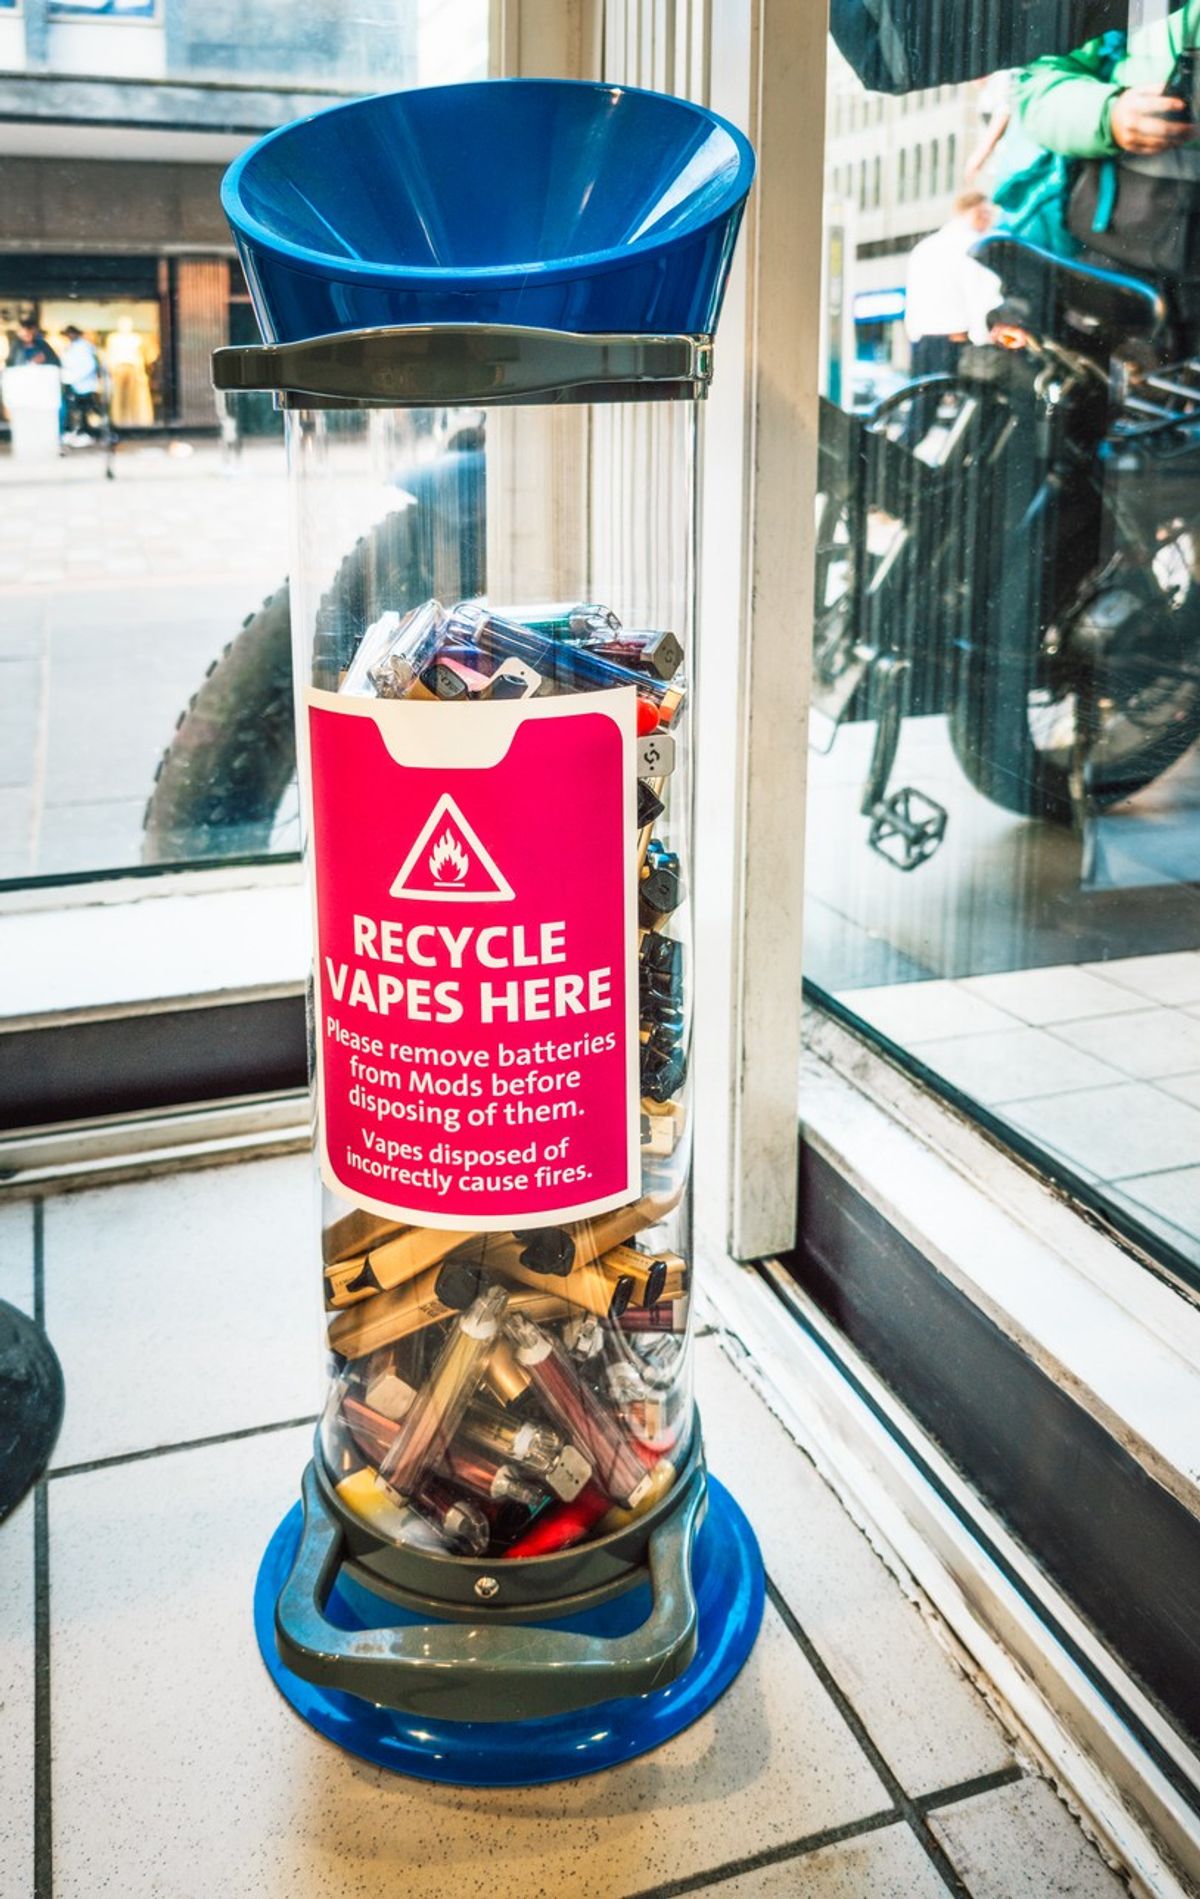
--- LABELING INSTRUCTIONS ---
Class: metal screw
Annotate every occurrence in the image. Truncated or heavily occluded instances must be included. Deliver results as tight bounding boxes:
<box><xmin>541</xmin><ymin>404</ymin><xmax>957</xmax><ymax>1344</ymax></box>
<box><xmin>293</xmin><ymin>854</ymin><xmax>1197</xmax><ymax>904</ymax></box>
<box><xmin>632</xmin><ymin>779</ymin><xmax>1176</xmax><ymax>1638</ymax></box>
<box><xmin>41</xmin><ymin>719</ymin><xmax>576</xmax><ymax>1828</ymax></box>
<box><xmin>474</xmin><ymin>1574</ymin><xmax>501</xmax><ymax>1601</ymax></box>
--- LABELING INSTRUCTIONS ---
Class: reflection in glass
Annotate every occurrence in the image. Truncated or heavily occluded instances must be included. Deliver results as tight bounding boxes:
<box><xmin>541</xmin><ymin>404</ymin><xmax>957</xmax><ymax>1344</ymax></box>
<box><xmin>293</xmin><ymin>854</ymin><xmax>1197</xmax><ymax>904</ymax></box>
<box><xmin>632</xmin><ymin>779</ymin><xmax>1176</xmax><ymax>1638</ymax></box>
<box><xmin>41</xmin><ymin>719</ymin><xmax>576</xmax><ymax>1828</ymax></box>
<box><xmin>0</xmin><ymin>2</ymin><xmax>488</xmax><ymax>886</ymax></box>
<box><xmin>810</xmin><ymin>0</ymin><xmax>1200</xmax><ymax>1278</ymax></box>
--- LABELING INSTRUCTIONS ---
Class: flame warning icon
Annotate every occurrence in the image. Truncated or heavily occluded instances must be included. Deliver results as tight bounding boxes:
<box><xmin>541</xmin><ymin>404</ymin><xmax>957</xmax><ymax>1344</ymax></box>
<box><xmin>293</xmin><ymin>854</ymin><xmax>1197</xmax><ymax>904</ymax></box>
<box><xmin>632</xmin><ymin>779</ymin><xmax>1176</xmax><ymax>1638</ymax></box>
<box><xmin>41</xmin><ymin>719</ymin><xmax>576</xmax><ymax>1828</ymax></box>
<box><xmin>429</xmin><ymin>829</ymin><xmax>469</xmax><ymax>884</ymax></box>
<box><xmin>390</xmin><ymin>793</ymin><xmax>514</xmax><ymax>903</ymax></box>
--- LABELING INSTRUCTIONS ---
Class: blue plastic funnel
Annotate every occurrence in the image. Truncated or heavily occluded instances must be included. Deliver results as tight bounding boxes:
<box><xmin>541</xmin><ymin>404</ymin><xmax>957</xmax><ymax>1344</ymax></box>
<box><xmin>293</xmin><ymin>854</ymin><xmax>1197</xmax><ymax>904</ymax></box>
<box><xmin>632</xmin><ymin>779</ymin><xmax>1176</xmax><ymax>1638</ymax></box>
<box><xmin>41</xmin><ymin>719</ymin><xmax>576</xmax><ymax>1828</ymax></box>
<box><xmin>222</xmin><ymin>78</ymin><xmax>755</xmax><ymax>344</ymax></box>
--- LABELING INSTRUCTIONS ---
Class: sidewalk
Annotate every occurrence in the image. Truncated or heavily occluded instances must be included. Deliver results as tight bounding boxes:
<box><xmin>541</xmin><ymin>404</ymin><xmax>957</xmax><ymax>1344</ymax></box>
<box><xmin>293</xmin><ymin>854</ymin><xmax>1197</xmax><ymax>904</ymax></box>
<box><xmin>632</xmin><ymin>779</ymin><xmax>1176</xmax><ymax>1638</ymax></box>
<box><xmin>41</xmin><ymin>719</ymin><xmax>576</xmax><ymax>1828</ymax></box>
<box><xmin>0</xmin><ymin>440</ymin><xmax>292</xmax><ymax>881</ymax></box>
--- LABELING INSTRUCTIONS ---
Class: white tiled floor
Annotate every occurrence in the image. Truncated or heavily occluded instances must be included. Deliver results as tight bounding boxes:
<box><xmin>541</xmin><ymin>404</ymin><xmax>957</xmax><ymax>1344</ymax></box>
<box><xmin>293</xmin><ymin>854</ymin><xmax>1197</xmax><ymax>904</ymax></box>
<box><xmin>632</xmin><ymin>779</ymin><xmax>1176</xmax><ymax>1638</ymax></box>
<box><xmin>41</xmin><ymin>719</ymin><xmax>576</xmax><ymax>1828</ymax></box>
<box><xmin>928</xmin><ymin>1779</ymin><xmax>1127</xmax><ymax>1899</ymax></box>
<box><xmin>900</xmin><ymin>1027</ymin><xmax>1121</xmax><ymax>1109</ymax></box>
<box><xmin>1080</xmin><ymin>954</ymin><xmax>1200</xmax><ymax>1009</ymax></box>
<box><xmin>957</xmin><ymin>969</ymin><xmax>1140</xmax><ymax>1030</ymax></box>
<box><xmin>843</xmin><ymin>960</ymin><xmax>1200</xmax><ymax>1268</ymax></box>
<box><xmin>1051</xmin><ymin>1009</ymin><xmax>1200</xmax><ymax>1084</ymax></box>
<box><xmin>712</xmin><ymin>1828</ymin><xmax>949</xmax><ymax>1896</ymax></box>
<box><xmin>43</xmin><ymin>1155</ymin><xmax>320</xmax><ymax>1470</ymax></box>
<box><xmin>1003</xmin><ymin>1083</ymin><xmax>1200</xmax><ymax>1183</ymax></box>
<box><xmin>0</xmin><ymin>1158</ymin><xmax>1132</xmax><ymax>1898</ymax></box>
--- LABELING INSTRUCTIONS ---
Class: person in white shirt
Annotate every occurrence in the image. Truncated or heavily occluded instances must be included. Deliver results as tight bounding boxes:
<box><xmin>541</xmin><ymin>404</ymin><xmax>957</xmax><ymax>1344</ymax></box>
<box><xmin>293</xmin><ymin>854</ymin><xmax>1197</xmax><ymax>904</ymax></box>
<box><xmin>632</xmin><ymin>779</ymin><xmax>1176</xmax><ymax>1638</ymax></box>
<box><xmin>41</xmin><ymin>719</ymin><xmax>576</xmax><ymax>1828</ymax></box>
<box><xmin>905</xmin><ymin>190</ymin><xmax>1002</xmax><ymax>377</ymax></box>
<box><xmin>61</xmin><ymin>325</ymin><xmax>101</xmax><ymax>442</ymax></box>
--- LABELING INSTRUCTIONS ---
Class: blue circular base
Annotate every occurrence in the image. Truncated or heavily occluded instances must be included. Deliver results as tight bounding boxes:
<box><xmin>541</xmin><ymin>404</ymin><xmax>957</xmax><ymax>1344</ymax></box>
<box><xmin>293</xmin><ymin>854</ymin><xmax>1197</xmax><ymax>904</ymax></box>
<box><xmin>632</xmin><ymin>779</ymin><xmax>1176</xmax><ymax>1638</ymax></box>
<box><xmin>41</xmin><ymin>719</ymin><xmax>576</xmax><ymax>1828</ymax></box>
<box><xmin>253</xmin><ymin>1477</ymin><xmax>764</xmax><ymax>1786</ymax></box>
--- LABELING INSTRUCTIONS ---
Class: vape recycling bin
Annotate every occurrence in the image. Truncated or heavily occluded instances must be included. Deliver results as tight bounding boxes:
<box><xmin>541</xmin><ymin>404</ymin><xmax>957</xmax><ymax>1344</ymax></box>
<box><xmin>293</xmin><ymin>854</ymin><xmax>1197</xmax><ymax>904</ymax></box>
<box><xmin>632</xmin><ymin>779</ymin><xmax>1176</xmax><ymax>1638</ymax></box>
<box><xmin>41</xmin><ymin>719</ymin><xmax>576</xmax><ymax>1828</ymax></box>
<box><xmin>216</xmin><ymin>77</ymin><xmax>762</xmax><ymax>1785</ymax></box>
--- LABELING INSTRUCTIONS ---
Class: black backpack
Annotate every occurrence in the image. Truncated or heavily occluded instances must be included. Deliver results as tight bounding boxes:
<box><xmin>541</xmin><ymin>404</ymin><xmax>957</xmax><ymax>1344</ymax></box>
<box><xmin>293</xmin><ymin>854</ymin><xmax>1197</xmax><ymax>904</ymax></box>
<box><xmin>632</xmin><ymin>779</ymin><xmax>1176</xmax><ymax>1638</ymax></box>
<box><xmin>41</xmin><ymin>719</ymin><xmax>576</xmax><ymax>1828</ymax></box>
<box><xmin>831</xmin><ymin>0</ymin><xmax>1128</xmax><ymax>93</ymax></box>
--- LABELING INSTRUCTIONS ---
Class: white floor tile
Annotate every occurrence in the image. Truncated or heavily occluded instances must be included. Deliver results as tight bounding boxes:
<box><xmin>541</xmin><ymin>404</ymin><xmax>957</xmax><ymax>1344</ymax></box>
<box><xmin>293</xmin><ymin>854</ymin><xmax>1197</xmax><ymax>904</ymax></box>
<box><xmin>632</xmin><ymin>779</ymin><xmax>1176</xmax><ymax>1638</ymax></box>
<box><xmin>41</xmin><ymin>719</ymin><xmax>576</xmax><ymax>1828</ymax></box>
<box><xmin>1049</xmin><ymin>1008</ymin><xmax>1200</xmax><ymax>1082</ymax></box>
<box><xmin>0</xmin><ymin>1199</ymin><xmax>34</xmax><ymax>1315</ymax></box>
<box><xmin>1082</xmin><ymin>951</ymin><xmax>1200</xmax><ymax>1008</ymax></box>
<box><xmin>1161</xmin><ymin>1071</ymin><xmax>1200</xmax><ymax>1109</ymax></box>
<box><xmin>907</xmin><ymin>1027</ymin><xmax>1122</xmax><ymax>1107</ymax></box>
<box><xmin>706</xmin><ymin>1823</ymin><xmax>946</xmax><ymax>1896</ymax></box>
<box><xmin>929</xmin><ymin>1777</ymin><xmax>1127</xmax><ymax>1897</ymax></box>
<box><xmin>44</xmin><ymin>1156</ymin><xmax>321</xmax><ymax>1469</ymax></box>
<box><xmin>0</xmin><ymin>1494</ymin><xmax>34</xmax><ymax>1899</ymax></box>
<box><xmin>836</xmin><ymin>981</ymin><xmax>1019</xmax><ymax>1045</ymax></box>
<box><xmin>1003</xmin><ymin>1082</ymin><xmax>1200</xmax><ymax>1182</ymax></box>
<box><xmin>1112</xmin><ymin>1166</ymin><xmax>1200</xmax><ymax>1238</ymax></box>
<box><xmin>1103</xmin><ymin>1188</ymin><xmax>1198</xmax><ymax>1265</ymax></box>
<box><xmin>699</xmin><ymin>1343</ymin><xmax>1014</xmax><ymax>1797</ymax></box>
<box><xmin>958</xmin><ymin>967</ymin><xmax>1134</xmax><ymax>1028</ymax></box>
<box><xmin>48</xmin><ymin>1427</ymin><xmax>889</xmax><ymax>1899</ymax></box>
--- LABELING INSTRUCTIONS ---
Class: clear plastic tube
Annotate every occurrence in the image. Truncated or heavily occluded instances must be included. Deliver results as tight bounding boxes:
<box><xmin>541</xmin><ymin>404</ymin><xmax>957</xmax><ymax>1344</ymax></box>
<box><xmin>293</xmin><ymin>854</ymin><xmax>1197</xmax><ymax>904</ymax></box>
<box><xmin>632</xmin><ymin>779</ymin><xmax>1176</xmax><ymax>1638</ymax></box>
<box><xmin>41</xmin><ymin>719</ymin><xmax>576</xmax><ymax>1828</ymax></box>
<box><xmin>293</xmin><ymin>400</ymin><xmax>697</xmax><ymax>1559</ymax></box>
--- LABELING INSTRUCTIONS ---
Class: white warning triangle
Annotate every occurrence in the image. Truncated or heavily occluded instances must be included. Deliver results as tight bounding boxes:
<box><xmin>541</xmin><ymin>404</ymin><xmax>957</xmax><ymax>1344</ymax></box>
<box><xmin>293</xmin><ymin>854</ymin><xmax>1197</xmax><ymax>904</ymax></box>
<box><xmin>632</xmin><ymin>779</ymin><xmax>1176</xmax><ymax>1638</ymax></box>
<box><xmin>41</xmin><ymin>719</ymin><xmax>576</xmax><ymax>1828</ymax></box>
<box><xmin>389</xmin><ymin>792</ymin><xmax>515</xmax><ymax>903</ymax></box>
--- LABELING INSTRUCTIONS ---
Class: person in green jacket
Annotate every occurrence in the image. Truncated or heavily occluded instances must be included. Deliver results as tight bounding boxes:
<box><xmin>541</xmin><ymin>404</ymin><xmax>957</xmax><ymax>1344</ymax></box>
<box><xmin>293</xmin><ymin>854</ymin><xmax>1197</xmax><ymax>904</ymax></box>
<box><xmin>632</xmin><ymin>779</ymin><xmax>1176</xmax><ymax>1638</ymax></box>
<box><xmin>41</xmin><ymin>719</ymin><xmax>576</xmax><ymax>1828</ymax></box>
<box><xmin>1014</xmin><ymin>4</ymin><xmax>1200</xmax><ymax>332</ymax></box>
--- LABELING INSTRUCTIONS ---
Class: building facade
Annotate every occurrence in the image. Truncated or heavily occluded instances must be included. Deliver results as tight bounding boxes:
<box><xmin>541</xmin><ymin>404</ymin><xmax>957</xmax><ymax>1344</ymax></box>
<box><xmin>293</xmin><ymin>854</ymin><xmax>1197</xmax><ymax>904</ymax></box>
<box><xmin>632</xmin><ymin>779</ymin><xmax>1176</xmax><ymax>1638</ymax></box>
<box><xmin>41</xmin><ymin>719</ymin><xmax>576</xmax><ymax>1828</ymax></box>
<box><xmin>0</xmin><ymin>0</ymin><xmax>475</xmax><ymax>429</ymax></box>
<box><xmin>824</xmin><ymin>50</ymin><xmax>987</xmax><ymax>380</ymax></box>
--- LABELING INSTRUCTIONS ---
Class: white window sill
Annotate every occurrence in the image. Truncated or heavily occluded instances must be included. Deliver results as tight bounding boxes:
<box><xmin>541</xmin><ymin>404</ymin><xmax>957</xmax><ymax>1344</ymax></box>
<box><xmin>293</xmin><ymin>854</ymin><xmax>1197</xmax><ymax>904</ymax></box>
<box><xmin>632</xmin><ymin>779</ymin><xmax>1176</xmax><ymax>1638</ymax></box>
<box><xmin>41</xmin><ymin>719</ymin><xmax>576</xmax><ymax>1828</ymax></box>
<box><xmin>0</xmin><ymin>864</ymin><xmax>308</xmax><ymax>1030</ymax></box>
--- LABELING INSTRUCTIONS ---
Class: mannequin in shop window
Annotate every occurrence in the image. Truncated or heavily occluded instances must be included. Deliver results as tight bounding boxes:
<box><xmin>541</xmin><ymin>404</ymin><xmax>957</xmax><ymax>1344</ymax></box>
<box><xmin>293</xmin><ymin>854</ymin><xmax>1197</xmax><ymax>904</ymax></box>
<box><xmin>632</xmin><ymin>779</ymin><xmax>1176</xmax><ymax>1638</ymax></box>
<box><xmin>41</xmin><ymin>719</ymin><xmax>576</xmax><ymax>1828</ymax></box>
<box><xmin>105</xmin><ymin>316</ymin><xmax>154</xmax><ymax>428</ymax></box>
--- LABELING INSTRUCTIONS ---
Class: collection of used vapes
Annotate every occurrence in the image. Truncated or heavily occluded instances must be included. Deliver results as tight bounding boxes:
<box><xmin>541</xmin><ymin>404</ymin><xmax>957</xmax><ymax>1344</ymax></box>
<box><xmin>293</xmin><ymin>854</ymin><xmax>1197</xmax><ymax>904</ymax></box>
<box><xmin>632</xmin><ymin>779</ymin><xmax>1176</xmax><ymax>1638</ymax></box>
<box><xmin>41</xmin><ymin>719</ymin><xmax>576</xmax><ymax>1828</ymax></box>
<box><xmin>319</xmin><ymin>595</ymin><xmax>692</xmax><ymax>1562</ymax></box>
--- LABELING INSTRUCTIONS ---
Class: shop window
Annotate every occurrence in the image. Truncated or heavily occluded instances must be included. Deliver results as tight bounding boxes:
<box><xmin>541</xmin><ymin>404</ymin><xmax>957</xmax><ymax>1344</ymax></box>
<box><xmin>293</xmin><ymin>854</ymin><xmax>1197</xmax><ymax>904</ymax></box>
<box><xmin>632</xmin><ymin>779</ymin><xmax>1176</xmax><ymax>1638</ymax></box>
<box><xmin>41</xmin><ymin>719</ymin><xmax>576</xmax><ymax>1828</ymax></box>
<box><xmin>811</xmin><ymin>0</ymin><xmax>1200</xmax><ymax>1283</ymax></box>
<box><xmin>0</xmin><ymin>8</ymin><xmax>488</xmax><ymax>890</ymax></box>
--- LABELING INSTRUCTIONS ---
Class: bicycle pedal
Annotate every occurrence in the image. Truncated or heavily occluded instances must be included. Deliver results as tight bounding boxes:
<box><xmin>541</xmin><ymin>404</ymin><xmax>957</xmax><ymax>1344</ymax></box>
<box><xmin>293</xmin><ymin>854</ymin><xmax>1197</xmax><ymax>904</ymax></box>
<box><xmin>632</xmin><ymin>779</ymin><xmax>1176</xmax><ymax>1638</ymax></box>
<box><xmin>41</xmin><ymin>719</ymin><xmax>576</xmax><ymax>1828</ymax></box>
<box><xmin>867</xmin><ymin>787</ymin><xmax>947</xmax><ymax>871</ymax></box>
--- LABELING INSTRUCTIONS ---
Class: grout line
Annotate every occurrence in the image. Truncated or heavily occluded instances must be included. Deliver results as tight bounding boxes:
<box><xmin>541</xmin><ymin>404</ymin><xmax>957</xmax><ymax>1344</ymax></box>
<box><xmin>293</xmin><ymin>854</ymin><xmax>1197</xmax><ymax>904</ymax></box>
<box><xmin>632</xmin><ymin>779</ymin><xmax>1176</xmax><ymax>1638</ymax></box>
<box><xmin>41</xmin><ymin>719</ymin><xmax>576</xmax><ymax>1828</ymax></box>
<box><xmin>1107</xmin><ymin>1155</ymin><xmax>1200</xmax><ymax>1185</ymax></box>
<box><xmin>33</xmin><ymin>1483</ymin><xmax>51</xmax><ymax>1899</ymax></box>
<box><xmin>32</xmin><ymin>1197</ymin><xmax>44</xmax><ymax>1330</ymax></box>
<box><xmin>916</xmin><ymin>1763</ymin><xmax>1025</xmax><ymax>1814</ymax></box>
<box><xmin>47</xmin><ymin>1414</ymin><xmax>319</xmax><ymax>1482</ymax></box>
<box><xmin>764</xmin><ymin>1576</ymin><xmax>975</xmax><ymax>1899</ymax></box>
<box><xmin>622</xmin><ymin>1808</ymin><xmax>902</xmax><ymax>1899</ymax></box>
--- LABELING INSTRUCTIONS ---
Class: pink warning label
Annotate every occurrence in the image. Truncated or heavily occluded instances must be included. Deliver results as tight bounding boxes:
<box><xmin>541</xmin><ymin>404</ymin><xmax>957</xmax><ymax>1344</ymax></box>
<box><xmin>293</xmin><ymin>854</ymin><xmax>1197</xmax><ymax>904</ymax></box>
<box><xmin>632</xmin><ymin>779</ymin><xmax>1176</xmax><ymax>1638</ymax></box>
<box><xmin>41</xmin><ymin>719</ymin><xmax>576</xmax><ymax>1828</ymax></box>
<box><xmin>303</xmin><ymin>686</ymin><xmax>640</xmax><ymax>1230</ymax></box>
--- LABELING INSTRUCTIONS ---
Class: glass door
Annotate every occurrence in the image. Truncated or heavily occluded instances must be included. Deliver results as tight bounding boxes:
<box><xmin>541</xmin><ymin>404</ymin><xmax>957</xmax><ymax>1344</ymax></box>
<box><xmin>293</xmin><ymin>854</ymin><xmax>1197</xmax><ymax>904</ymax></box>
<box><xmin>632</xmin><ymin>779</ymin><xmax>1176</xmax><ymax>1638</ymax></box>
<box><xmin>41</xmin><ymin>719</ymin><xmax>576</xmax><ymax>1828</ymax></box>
<box><xmin>808</xmin><ymin>0</ymin><xmax>1200</xmax><ymax>1285</ymax></box>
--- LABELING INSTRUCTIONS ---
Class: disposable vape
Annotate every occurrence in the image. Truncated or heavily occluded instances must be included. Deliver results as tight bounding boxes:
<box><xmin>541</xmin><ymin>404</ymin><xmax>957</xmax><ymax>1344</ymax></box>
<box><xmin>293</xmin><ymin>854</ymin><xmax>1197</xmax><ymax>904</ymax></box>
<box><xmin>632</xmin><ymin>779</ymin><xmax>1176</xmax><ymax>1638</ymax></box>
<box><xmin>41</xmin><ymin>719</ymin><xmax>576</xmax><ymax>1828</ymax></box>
<box><xmin>460</xmin><ymin>1399</ymin><xmax>592</xmax><ymax>1500</ymax></box>
<box><xmin>342</xmin><ymin>597</ymin><xmax>446</xmax><ymax>697</ymax></box>
<box><xmin>481</xmin><ymin>1339</ymin><xmax>533</xmax><ymax>1408</ymax></box>
<box><xmin>618</xmin><ymin>1298</ymin><xmax>689</xmax><ymax>1335</ymax></box>
<box><xmin>451</xmin><ymin>1233</ymin><xmax>634</xmax><ymax>1319</ymax></box>
<box><xmin>503</xmin><ymin>1483</ymin><xmax>612</xmax><ymax>1559</ymax></box>
<box><xmin>567</xmin><ymin>1189</ymin><xmax>683</xmax><ymax>1268</ymax></box>
<box><xmin>322</xmin><ymin>1208</ymin><xmax>405</xmax><ymax>1266</ymax></box>
<box><xmin>405</xmin><ymin>1471</ymin><xmax>491</xmax><ymax>1556</ymax></box>
<box><xmin>503</xmin><ymin>1311</ymin><xmax>653</xmax><ymax>1509</ymax></box>
<box><xmin>332</xmin><ymin>1461</ymin><xmax>488</xmax><ymax>1558</ymax></box>
<box><xmin>325</xmin><ymin>1225</ymin><xmax>478</xmax><ymax>1307</ymax></box>
<box><xmin>597</xmin><ymin>1457</ymin><xmax>678</xmax><ymax>1534</ymax></box>
<box><xmin>599</xmin><ymin>1245</ymin><xmax>678</xmax><ymax>1310</ymax></box>
<box><xmin>561</xmin><ymin>1312</ymin><xmax>606</xmax><ymax>1361</ymax></box>
<box><xmin>441</xmin><ymin>1443</ymin><xmax>545</xmax><ymax>1509</ymax></box>
<box><xmin>326</xmin><ymin>1260</ymin><xmax>477</xmax><ymax>1359</ymax></box>
<box><xmin>377</xmin><ymin>1285</ymin><xmax>509</xmax><ymax>1498</ymax></box>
